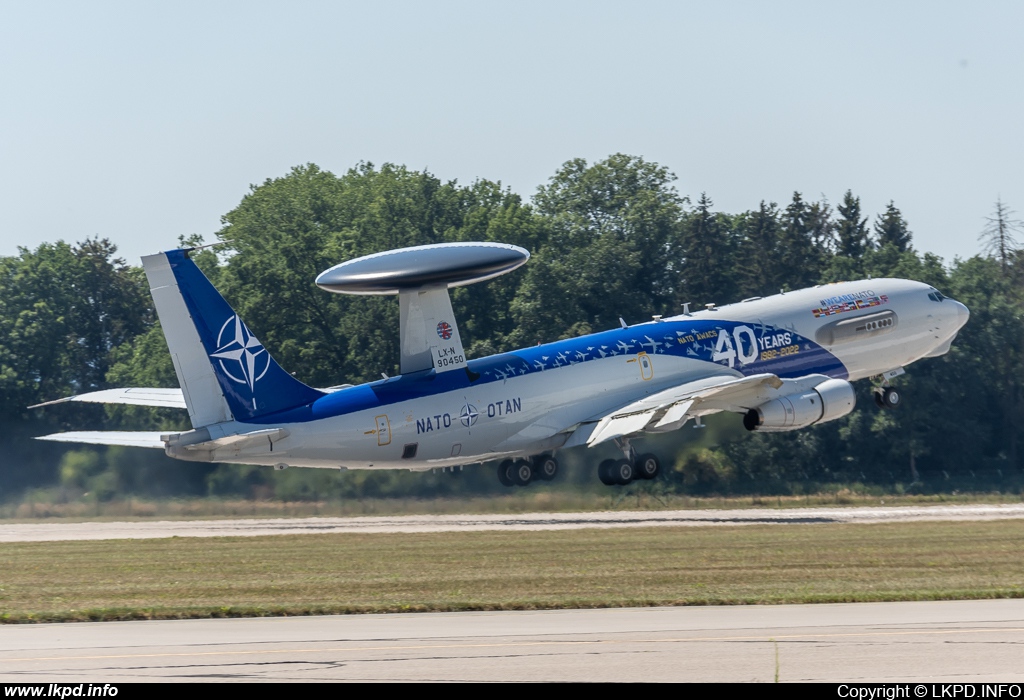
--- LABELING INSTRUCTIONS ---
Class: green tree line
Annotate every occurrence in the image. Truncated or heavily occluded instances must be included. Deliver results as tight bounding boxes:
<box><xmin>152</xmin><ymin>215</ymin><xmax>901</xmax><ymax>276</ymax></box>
<box><xmin>2</xmin><ymin>155</ymin><xmax>1022</xmax><ymax>500</ymax></box>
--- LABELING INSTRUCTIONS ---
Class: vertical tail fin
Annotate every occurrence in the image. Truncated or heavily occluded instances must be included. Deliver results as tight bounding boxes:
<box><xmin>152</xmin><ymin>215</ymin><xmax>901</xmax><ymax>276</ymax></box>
<box><xmin>142</xmin><ymin>249</ymin><xmax>323</xmax><ymax>427</ymax></box>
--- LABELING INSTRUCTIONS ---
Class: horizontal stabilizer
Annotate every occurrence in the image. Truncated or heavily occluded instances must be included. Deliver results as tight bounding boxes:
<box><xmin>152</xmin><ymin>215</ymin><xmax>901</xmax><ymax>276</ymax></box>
<box><xmin>37</xmin><ymin>426</ymin><xmax>292</xmax><ymax>455</ymax></box>
<box><xmin>36</xmin><ymin>431</ymin><xmax>167</xmax><ymax>449</ymax></box>
<box><xmin>31</xmin><ymin>384</ymin><xmax>346</xmax><ymax>411</ymax></box>
<box><xmin>30</xmin><ymin>388</ymin><xmax>187</xmax><ymax>410</ymax></box>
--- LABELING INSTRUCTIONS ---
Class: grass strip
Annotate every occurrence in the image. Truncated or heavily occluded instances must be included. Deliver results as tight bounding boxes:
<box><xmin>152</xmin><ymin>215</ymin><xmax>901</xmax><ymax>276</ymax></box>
<box><xmin>2</xmin><ymin>520</ymin><xmax>1023</xmax><ymax>623</ymax></box>
<box><xmin>3</xmin><ymin>490</ymin><xmax>1022</xmax><ymax>521</ymax></box>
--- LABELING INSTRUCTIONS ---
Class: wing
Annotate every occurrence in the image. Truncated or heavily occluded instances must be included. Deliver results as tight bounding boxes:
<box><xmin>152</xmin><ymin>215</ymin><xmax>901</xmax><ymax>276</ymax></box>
<box><xmin>567</xmin><ymin>373</ymin><xmax>834</xmax><ymax>448</ymax></box>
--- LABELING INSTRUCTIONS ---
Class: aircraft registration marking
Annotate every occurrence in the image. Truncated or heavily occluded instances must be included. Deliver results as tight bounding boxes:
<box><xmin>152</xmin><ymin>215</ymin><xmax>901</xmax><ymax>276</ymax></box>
<box><xmin>434</xmin><ymin>345</ymin><xmax>465</xmax><ymax>368</ymax></box>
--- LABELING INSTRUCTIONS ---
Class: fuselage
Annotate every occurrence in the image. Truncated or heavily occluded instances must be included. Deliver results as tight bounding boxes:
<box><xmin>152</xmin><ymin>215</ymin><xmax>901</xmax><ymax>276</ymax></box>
<box><xmin>170</xmin><ymin>279</ymin><xmax>969</xmax><ymax>470</ymax></box>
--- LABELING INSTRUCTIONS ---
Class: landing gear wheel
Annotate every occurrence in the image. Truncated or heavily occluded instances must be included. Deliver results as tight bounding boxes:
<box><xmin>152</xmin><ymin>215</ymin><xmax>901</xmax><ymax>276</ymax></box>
<box><xmin>534</xmin><ymin>455</ymin><xmax>558</xmax><ymax>481</ymax></box>
<box><xmin>613</xmin><ymin>459</ymin><xmax>635</xmax><ymax>485</ymax></box>
<box><xmin>598</xmin><ymin>459</ymin><xmax>619</xmax><ymax>486</ymax></box>
<box><xmin>636</xmin><ymin>453</ymin><xmax>660</xmax><ymax>480</ymax></box>
<box><xmin>874</xmin><ymin>386</ymin><xmax>901</xmax><ymax>410</ymax></box>
<box><xmin>497</xmin><ymin>460</ymin><xmax>515</xmax><ymax>487</ymax></box>
<box><xmin>513</xmin><ymin>460</ymin><xmax>534</xmax><ymax>486</ymax></box>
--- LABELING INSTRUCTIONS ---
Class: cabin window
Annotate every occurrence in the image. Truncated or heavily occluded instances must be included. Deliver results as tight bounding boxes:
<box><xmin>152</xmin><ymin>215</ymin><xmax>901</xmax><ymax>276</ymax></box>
<box><xmin>402</xmin><ymin>443</ymin><xmax>418</xmax><ymax>459</ymax></box>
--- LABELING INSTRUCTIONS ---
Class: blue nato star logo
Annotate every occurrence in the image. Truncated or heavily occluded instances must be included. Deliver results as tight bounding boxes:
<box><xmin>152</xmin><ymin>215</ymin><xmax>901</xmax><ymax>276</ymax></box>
<box><xmin>460</xmin><ymin>403</ymin><xmax>479</xmax><ymax>427</ymax></box>
<box><xmin>211</xmin><ymin>315</ymin><xmax>270</xmax><ymax>391</ymax></box>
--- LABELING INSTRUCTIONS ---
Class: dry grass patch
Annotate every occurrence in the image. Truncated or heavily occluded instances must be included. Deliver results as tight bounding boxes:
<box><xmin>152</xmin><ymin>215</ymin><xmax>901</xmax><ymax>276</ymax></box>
<box><xmin>2</xmin><ymin>520</ymin><xmax>1023</xmax><ymax>622</ymax></box>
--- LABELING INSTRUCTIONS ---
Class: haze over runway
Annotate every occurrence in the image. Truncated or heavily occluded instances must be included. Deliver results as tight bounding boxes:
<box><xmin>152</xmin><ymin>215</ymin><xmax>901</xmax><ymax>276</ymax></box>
<box><xmin>2</xmin><ymin>1</ymin><xmax>1022</xmax><ymax>265</ymax></box>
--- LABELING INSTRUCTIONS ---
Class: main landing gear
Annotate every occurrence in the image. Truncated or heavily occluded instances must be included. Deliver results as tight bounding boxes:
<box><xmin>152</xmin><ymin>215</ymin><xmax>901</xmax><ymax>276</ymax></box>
<box><xmin>497</xmin><ymin>454</ymin><xmax>559</xmax><ymax>487</ymax></box>
<box><xmin>597</xmin><ymin>438</ymin><xmax>660</xmax><ymax>486</ymax></box>
<box><xmin>873</xmin><ymin>367</ymin><xmax>905</xmax><ymax>410</ymax></box>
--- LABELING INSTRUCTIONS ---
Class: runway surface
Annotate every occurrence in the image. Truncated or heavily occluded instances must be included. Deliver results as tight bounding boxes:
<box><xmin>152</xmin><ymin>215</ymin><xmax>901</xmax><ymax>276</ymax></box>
<box><xmin>1</xmin><ymin>600</ymin><xmax>1023</xmax><ymax>682</ymax></box>
<box><xmin>2</xmin><ymin>503</ymin><xmax>1023</xmax><ymax>542</ymax></box>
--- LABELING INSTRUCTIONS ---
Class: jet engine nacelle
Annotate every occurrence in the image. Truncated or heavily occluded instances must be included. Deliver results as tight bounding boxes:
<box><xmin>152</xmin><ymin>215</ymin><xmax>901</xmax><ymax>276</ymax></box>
<box><xmin>743</xmin><ymin>378</ymin><xmax>856</xmax><ymax>432</ymax></box>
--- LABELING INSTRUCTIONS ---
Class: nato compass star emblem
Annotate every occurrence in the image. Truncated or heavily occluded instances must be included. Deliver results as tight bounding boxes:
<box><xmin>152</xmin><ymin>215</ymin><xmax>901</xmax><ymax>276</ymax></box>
<box><xmin>460</xmin><ymin>403</ymin><xmax>479</xmax><ymax>428</ymax></box>
<box><xmin>211</xmin><ymin>315</ymin><xmax>270</xmax><ymax>403</ymax></box>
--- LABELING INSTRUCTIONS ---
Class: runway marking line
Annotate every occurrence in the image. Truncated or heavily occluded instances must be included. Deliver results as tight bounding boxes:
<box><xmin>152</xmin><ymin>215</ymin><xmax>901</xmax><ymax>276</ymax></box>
<box><xmin>2</xmin><ymin>626</ymin><xmax>1022</xmax><ymax>664</ymax></box>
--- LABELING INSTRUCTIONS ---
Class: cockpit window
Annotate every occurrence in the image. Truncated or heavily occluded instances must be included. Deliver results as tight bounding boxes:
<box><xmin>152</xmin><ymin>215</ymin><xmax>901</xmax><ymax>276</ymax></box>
<box><xmin>927</xmin><ymin>291</ymin><xmax>946</xmax><ymax>302</ymax></box>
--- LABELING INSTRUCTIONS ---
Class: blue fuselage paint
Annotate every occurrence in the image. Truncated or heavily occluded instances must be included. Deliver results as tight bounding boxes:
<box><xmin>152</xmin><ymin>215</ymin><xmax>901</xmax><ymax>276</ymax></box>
<box><xmin>258</xmin><ymin>317</ymin><xmax>843</xmax><ymax>426</ymax></box>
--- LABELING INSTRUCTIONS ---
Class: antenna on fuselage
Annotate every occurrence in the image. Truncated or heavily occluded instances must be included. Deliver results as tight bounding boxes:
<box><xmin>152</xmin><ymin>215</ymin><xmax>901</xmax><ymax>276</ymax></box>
<box><xmin>315</xmin><ymin>243</ymin><xmax>530</xmax><ymax>375</ymax></box>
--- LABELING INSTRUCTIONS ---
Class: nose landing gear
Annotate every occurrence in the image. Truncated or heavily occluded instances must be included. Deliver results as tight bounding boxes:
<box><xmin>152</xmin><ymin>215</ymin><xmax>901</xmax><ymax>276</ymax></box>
<box><xmin>873</xmin><ymin>385</ymin><xmax>901</xmax><ymax>409</ymax></box>
<box><xmin>873</xmin><ymin>367</ymin><xmax>905</xmax><ymax>410</ymax></box>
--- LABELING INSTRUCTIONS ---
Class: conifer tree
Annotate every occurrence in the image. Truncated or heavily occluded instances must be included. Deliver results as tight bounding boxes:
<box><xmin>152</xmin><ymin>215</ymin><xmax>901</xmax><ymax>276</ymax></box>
<box><xmin>874</xmin><ymin>201</ymin><xmax>913</xmax><ymax>252</ymax></box>
<box><xmin>778</xmin><ymin>192</ymin><xmax>824</xmax><ymax>289</ymax></box>
<box><xmin>835</xmin><ymin>190</ymin><xmax>870</xmax><ymax>258</ymax></box>
<box><xmin>736</xmin><ymin>200</ymin><xmax>781</xmax><ymax>297</ymax></box>
<box><xmin>680</xmin><ymin>193</ymin><xmax>732</xmax><ymax>306</ymax></box>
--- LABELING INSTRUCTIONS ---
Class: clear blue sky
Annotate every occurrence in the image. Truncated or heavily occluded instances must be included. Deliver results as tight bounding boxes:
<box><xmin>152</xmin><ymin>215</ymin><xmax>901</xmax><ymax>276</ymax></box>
<box><xmin>1</xmin><ymin>1</ymin><xmax>1021</xmax><ymax>266</ymax></box>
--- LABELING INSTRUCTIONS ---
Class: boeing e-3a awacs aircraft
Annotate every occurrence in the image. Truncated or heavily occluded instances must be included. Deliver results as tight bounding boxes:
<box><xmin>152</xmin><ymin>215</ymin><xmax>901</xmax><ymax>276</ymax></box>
<box><xmin>36</xmin><ymin>242</ymin><xmax>970</xmax><ymax>487</ymax></box>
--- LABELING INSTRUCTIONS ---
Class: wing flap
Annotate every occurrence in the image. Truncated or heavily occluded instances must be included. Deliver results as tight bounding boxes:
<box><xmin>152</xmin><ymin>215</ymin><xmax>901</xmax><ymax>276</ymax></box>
<box><xmin>653</xmin><ymin>399</ymin><xmax>695</xmax><ymax>429</ymax></box>
<box><xmin>584</xmin><ymin>373</ymin><xmax>786</xmax><ymax>447</ymax></box>
<box><xmin>587</xmin><ymin>411</ymin><xmax>660</xmax><ymax>446</ymax></box>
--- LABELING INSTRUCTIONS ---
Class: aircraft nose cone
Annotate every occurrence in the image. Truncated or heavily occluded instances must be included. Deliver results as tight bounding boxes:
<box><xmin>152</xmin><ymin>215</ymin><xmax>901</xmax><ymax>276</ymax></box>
<box><xmin>952</xmin><ymin>300</ymin><xmax>970</xmax><ymax>329</ymax></box>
